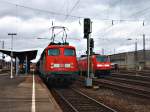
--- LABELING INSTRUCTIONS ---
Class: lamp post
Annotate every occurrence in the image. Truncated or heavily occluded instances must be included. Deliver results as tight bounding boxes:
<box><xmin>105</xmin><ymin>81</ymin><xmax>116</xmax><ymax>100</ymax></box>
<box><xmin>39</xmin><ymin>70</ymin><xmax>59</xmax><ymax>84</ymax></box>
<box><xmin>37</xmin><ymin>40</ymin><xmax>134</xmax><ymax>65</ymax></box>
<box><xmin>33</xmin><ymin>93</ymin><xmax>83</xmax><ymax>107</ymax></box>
<box><xmin>143</xmin><ymin>34</ymin><xmax>146</xmax><ymax>69</ymax></box>
<box><xmin>0</xmin><ymin>40</ymin><xmax>4</xmax><ymax>69</ymax></box>
<box><xmin>0</xmin><ymin>40</ymin><xmax>4</xmax><ymax>57</ymax></box>
<box><xmin>8</xmin><ymin>33</ymin><xmax>17</xmax><ymax>79</ymax></box>
<box><xmin>1</xmin><ymin>40</ymin><xmax>4</xmax><ymax>69</ymax></box>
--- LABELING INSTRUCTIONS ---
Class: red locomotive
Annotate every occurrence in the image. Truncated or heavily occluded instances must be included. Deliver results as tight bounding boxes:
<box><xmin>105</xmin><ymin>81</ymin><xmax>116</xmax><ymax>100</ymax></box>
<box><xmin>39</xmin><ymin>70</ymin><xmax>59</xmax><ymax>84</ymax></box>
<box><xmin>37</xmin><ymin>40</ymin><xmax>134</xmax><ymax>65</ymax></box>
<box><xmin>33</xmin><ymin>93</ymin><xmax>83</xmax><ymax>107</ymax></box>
<box><xmin>78</xmin><ymin>54</ymin><xmax>111</xmax><ymax>77</ymax></box>
<box><xmin>38</xmin><ymin>26</ymin><xmax>79</xmax><ymax>85</ymax></box>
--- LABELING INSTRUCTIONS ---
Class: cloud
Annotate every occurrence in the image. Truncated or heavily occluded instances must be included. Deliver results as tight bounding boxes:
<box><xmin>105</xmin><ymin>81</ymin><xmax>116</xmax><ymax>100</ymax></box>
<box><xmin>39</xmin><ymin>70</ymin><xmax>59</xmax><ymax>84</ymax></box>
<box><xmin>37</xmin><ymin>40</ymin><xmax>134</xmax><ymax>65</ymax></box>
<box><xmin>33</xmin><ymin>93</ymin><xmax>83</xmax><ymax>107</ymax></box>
<box><xmin>0</xmin><ymin>0</ymin><xmax>150</xmax><ymax>59</ymax></box>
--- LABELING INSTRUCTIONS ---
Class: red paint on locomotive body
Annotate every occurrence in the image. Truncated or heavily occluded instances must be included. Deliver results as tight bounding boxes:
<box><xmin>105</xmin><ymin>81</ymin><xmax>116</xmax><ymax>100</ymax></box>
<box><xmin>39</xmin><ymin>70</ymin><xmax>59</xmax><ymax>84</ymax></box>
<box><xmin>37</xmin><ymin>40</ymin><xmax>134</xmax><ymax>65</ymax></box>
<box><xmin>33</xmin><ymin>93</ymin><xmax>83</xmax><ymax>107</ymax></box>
<box><xmin>78</xmin><ymin>54</ymin><xmax>111</xmax><ymax>77</ymax></box>
<box><xmin>45</xmin><ymin>45</ymin><xmax>78</xmax><ymax>72</ymax></box>
<box><xmin>39</xmin><ymin>44</ymin><xmax>79</xmax><ymax>83</ymax></box>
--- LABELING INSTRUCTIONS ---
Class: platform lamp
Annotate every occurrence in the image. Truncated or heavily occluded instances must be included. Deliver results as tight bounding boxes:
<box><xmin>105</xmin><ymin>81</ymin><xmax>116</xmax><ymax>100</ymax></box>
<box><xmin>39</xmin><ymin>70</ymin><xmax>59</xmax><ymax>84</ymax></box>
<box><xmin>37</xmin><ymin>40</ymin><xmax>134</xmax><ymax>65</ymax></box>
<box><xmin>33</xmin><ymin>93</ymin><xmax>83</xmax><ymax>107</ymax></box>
<box><xmin>8</xmin><ymin>33</ymin><xmax>17</xmax><ymax>79</ymax></box>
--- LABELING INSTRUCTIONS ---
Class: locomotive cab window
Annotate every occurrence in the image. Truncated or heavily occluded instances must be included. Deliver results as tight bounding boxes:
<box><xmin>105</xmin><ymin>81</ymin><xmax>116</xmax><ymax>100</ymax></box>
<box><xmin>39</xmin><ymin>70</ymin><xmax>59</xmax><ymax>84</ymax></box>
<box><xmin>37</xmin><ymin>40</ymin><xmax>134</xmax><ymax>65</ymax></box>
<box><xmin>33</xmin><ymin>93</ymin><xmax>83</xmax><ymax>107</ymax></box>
<box><xmin>96</xmin><ymin>56</ymin><xmax>109</xmax><ymax>62</ymax></box>
<box><xmin>48</xmin><ymin>48</ymin><xmax>60</xmax><ymax>56</ymax></box>
<box><xmin>64</xmin><ymin>49</ymin><xmax>75</xmax><ymax>56</ymax></box>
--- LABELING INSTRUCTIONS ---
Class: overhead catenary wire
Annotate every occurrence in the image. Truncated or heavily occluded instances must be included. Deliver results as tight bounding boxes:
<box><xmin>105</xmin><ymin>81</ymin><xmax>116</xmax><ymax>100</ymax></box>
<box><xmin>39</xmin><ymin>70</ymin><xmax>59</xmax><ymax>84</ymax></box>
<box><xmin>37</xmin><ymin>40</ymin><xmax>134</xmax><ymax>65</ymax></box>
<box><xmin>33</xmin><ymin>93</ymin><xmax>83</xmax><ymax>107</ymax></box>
<box><xmin>0</xmin><ymin>0</ymin><xmax>146</xmax><ymax>22</ymax></box>
<box><xmin>2</xmin><ymin>0</ymin><xmax>150</xmax><ymax>53</ymax></box>
<box><xmin>130</xmin><ymin>6</ymin><xmax>150</xmax><ymax>18</ymax></box>
<box><xmin>0</xmin><ymin>0</ymin><xmax>83</xmax><ymax>19</ymax></box>
<box><xmin>64</xmin><ymin>0</ymin><xmax>81</xmax><ymax>21</ymax></box>
<box><xmin>1</xmin><ymin>0</ymin><xmax>149</xmax><ymax>34</ymax></box>
<box><xmin>2</xmin><ymin>0</ymin><xmax>148</xmax><ymax>40</ymax></box>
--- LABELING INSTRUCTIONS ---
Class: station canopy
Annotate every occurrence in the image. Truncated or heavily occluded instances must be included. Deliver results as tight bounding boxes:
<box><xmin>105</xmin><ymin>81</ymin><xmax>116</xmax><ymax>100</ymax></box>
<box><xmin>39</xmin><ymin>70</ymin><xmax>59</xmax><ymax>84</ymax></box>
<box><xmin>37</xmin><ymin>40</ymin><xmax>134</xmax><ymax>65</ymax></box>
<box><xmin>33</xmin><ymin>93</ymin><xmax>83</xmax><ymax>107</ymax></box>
<box><xmin>0</xmin><ymin>49</ymin><xmax>37</xmax><ymax>61</ymax></box>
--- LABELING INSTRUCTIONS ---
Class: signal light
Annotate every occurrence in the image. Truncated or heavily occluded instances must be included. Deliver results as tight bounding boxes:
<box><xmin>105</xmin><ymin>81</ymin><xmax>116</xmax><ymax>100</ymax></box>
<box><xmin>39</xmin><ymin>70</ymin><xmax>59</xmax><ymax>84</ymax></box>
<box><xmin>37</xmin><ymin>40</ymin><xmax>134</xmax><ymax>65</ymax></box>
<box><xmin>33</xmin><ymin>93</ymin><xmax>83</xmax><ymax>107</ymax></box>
<box><xmin>84</xmin><ymin>18</ymin><xmax>92</xmax><ymax>38</ymax></box>
<box><xmin>90</xmin><ymin>38</ymin><xmax>94</xmax><ymax>48</ymax></box>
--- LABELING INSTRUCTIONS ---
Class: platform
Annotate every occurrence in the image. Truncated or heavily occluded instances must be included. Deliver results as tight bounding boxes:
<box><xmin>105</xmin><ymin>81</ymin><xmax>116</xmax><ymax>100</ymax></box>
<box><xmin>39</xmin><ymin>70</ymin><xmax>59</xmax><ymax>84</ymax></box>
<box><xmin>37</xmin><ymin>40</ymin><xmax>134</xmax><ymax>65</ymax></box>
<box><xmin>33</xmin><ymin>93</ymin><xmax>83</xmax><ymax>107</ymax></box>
<box><xmin>0</xmin><ymin>73</ymin><xmax>62</xmax><ymax>112</ymax></box>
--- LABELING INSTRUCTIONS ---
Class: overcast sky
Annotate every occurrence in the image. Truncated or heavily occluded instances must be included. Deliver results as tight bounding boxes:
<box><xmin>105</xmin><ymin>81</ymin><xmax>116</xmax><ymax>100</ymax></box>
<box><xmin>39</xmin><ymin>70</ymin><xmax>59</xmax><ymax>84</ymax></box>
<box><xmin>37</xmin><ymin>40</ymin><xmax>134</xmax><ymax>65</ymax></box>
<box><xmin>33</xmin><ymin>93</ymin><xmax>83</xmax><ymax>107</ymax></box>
<box><xmin>0</xmin><ymin>0</ymin><xmax>150</xmax><ymax>61</ymax></box>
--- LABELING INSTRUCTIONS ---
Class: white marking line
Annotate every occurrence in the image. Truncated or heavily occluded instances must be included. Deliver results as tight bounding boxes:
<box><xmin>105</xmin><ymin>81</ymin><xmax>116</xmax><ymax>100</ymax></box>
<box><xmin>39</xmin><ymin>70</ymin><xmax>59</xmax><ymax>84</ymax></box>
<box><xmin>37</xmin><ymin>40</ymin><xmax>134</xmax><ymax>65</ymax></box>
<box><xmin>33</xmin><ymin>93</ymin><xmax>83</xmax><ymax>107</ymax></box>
<box><xmin>31</xmin><ymin>72</ymin><xmax>36</xmax><ymax>112</ymax></box>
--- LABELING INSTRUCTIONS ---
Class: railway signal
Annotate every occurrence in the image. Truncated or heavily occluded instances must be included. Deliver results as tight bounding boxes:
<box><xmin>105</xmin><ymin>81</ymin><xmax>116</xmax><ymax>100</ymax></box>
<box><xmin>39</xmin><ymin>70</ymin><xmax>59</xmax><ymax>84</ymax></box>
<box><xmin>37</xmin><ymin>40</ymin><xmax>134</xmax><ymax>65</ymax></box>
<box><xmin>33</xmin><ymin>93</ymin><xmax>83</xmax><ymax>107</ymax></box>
<box><xmin>90</xmin><ymin>38</ymin><xmax>94</xmax><ymax>48</ymax></box>
<box><xmin>83</xmin><ymin>18</ymin><xmax>92</xmax><ymax>87</ymax></box>
<box><xmin>90</xmin><ymin>38</ymin><xmax>94</xmax><ymax>55</ymax></box>
<box><xmin>84</xmin><ymin>18</ymin><xmax>92</xmax><ymax>39</ymax></box>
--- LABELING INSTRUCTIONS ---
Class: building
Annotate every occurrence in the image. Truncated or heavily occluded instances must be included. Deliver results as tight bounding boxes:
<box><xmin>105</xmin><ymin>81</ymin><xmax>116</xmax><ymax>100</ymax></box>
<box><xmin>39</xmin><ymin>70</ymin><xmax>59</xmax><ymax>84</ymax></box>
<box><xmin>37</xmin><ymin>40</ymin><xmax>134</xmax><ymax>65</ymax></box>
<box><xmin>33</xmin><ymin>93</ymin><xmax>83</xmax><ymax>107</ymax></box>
<box><xmin>110</xmin><ymin>50</ymin><xmax>150</xmax><ymax>70</ymax></box>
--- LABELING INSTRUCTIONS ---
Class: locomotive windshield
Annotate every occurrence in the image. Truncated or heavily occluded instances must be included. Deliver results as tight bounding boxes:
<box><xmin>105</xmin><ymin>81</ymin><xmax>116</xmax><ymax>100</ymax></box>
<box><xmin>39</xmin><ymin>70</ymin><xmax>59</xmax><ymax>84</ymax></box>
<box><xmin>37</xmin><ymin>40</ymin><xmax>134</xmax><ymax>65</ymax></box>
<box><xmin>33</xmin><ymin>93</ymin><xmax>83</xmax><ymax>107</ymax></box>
<box><xmin>48</xmin><ymin>48</ymin><xmax>60</xmax><ymax>56</ymax></box>
<box><xmin>96</xmin><ymin>56</ymin><xmax>109</xmax><ymax>62</ymax></box>
<box><xmin>64</xmin><ymin>49</ymin><xmax>75</xmax><ymax>56</ymax></box>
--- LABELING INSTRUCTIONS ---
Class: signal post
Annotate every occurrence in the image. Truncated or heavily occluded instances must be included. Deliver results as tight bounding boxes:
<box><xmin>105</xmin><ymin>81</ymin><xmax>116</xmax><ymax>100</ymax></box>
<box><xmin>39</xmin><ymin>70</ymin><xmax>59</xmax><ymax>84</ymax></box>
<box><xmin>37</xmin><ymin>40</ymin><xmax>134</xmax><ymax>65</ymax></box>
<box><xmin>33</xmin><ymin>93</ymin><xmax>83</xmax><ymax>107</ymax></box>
<box><xmin>84</xmin><ymin>18</ymin><xmax>93</xmax><ymax>87</ymax></box>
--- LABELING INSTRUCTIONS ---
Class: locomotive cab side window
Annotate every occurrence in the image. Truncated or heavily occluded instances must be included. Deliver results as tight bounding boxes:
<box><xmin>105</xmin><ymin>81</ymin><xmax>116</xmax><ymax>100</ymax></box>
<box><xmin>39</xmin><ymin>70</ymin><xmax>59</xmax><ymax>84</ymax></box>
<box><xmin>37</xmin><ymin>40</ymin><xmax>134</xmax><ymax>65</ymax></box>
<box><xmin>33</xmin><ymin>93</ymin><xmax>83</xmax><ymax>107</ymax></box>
<box><xmin>64</xmin><ymin>49</ymin><xmax>75</xmax><ymax>56</ymax></box>
<box><xmin>48</xmin><ymin>48</ymin><xmax>60</xmax><ymax>56</ymax></box>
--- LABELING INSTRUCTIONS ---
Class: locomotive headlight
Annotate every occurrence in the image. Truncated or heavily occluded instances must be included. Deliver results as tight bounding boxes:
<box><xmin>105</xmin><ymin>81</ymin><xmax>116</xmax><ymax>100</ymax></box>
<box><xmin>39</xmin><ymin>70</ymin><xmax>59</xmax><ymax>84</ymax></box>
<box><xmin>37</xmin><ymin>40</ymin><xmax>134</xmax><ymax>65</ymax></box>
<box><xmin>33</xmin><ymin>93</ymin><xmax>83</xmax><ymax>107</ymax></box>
<box><xmin>65</xmin><ymin>64</ymin><xmax>71</xmax><ymax>68</ymax></box>
<box><xmin>97</xmin><ymin>64</ymin><xmax>103</xmax><ymax>67</ymax></box>
<box><xmin>50</xmin><ymin>63</ymin><xmax>54</xmax><ymax>68</ymax></box>
<box><xmin>105</xmin><ymin>64</ymin><xmax>110</xmax><ymax>67</ymax></box>
<box><xmin>71</xmin><ymin>63</ymin><xmax>74</xmax><ymax>68</ymax></box>
<box><xmin>53</xmin><ymin>64</ymin><xmax>60</xmax><ymax>68</ymax></box>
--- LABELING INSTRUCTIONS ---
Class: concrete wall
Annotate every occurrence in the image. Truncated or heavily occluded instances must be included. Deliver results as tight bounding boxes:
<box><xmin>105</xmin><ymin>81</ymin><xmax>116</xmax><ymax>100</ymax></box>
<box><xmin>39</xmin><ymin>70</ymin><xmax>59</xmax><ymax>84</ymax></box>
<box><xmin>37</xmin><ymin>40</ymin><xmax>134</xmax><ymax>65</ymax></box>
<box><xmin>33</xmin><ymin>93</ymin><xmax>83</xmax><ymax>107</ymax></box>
<box><xmin>110</xmin><ymin>50</ymin><xmax>150</xmax><ymax>70</ymax></box>
<box><xmin>126</xmin><ymin>53</ymin><xmax>135</xmax><ymax>69</ymax></box>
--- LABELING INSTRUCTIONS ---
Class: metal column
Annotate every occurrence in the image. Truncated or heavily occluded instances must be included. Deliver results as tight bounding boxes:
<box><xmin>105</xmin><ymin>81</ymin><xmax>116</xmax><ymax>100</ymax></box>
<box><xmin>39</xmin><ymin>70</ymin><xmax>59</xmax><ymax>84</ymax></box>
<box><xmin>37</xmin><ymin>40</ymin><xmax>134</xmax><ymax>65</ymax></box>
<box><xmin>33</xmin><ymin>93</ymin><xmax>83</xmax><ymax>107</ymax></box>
<box><xmin>15</xmin><ymin>57</ymin><xmax>19</xmax><ymax>76</ymax></box>
<box><xmin>135</xmin><ymin>40</ymin><xmax>138</xmax><ymax>70</ymax></box>
<box><xmin>2</xmin><ymin>41</ymin><xmax>4</xmax><ymax>69</ymax></box>
<box><xmin>25</xmin><ymin>56</ymin><xmax>28</xmax><ymax>74</ymax></box>
<box><xmin>143</xmin><ymin>34</ymin><xmax>146</xmax><ymax>68</ymax></box>
<box><xmin>8</xmin><ymin>33</ymin><xmax>17</xmax><ymax>79</ymax></box>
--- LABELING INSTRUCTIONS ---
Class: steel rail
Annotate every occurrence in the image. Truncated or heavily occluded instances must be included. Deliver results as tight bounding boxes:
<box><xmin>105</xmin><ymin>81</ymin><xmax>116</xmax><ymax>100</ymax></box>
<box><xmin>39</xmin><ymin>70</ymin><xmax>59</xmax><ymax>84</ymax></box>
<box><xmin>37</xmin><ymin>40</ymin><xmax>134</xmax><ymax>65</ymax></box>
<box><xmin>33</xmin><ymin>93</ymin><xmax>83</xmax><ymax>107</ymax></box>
<box><xmin>52</xmin><ymin>88</ymin><xmax>117</xmax><ymax>112</ymax></box>
<box><xmin>106</xmin><ymin>76</ymin><xmax>150</xmax><ymax>88</ymax></box>
<box><xmin>53</xmin><ymin>88</ymin><xmax>79</xmax><ymax>112</ymax></box>
<box><xmin>72</xmin><ymin>88</ymin><xmax>117</xmax><ymax>112</ymax></box>
<box><xmin>93</xmin><ymin>79</ymin><xmax>150</xmax><ymax>99</ymax></box>
<box><xmin>112</xmin><ymin>73</ymin><xmax>150</xmax><ymax>82</ymax></box>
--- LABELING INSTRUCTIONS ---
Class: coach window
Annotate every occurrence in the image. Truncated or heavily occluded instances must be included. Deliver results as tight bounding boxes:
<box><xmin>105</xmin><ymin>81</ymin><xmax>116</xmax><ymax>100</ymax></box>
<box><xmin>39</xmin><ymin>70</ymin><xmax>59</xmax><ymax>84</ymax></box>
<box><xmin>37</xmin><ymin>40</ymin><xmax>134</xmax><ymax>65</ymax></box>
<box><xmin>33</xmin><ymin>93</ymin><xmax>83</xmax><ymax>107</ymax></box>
<box><xmin>48</xmin><ymin>49</ymin><xmax>60</xmax><ymax>56</ymax></box>
<box><xmin>64</xmin><ymin>49</ymin><xmax>75</xmax><ymax>56</ymax></box>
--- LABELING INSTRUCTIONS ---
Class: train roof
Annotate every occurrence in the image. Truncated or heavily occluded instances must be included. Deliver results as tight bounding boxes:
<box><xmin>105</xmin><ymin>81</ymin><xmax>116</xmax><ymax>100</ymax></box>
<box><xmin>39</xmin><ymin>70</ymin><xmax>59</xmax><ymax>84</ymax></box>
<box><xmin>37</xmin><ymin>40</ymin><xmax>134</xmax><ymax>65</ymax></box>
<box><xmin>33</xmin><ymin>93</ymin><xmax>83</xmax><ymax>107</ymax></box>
<box><xmin>46</xmin><ymin>44</ymin><xmax>75</xmax><ymax>49</ymax></box>
<box><xmin>80</xmin><ymin>54</ymin><xmax>102</xmax><ymax>57</ymax></box>
<box><xmin>79</xmin><ymin>54</ymin><xmax>109</xmax><ymax>59</ymax></box>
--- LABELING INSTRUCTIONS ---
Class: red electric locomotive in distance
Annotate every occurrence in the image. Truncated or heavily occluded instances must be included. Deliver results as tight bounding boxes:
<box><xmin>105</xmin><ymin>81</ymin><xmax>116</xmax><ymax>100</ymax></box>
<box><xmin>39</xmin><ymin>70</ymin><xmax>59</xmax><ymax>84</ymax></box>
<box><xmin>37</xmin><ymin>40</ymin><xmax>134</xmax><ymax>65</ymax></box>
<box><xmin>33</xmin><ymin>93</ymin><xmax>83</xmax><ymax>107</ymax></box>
<box><xmin>38</xmin><ymin>26</ymin><xmax>79</xmax><ymax>85</ymax></box>
<box><xmin>78</xmin><ymin>54</ymin><xmax>111</xmax><ymax>77</ymax></box>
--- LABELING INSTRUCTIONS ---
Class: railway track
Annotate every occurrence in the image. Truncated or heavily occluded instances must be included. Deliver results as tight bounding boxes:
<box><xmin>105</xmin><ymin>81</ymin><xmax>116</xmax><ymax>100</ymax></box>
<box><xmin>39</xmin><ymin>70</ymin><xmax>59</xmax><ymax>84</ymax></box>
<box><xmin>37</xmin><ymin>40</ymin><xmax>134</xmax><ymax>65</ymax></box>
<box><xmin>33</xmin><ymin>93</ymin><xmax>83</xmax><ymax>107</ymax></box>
<box><xmin>93</xmin><ymin>78</ymin><xmax>150</xmax><ymax>99</ymax></box>
<box><xmin>105</xmin><ymin>76</ymin><xmax>150</xmax><ymax>88</ymax></box>
<box><xmin>118</xmin><ymin>70</ymin><xmax>150</xmax><ymax>77</ymax></box>
<box><xmin>79</xmin><ymin>73</ymin><xmax>150</xmax><ymax>99</ymax></box>
<box><xmin>112</xmin><ymin>73</ymin><xmax>150</xmax><ymax>82</ymax></box>
<box><xmin>51</xmin><ymin>88</ymin><xmax>117</xmax><ymax>112</ymax></box>
<box><xmin>0</xmin><ymin>70</ymin><xmax>10</xmax><ymax>74</ymax></box>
